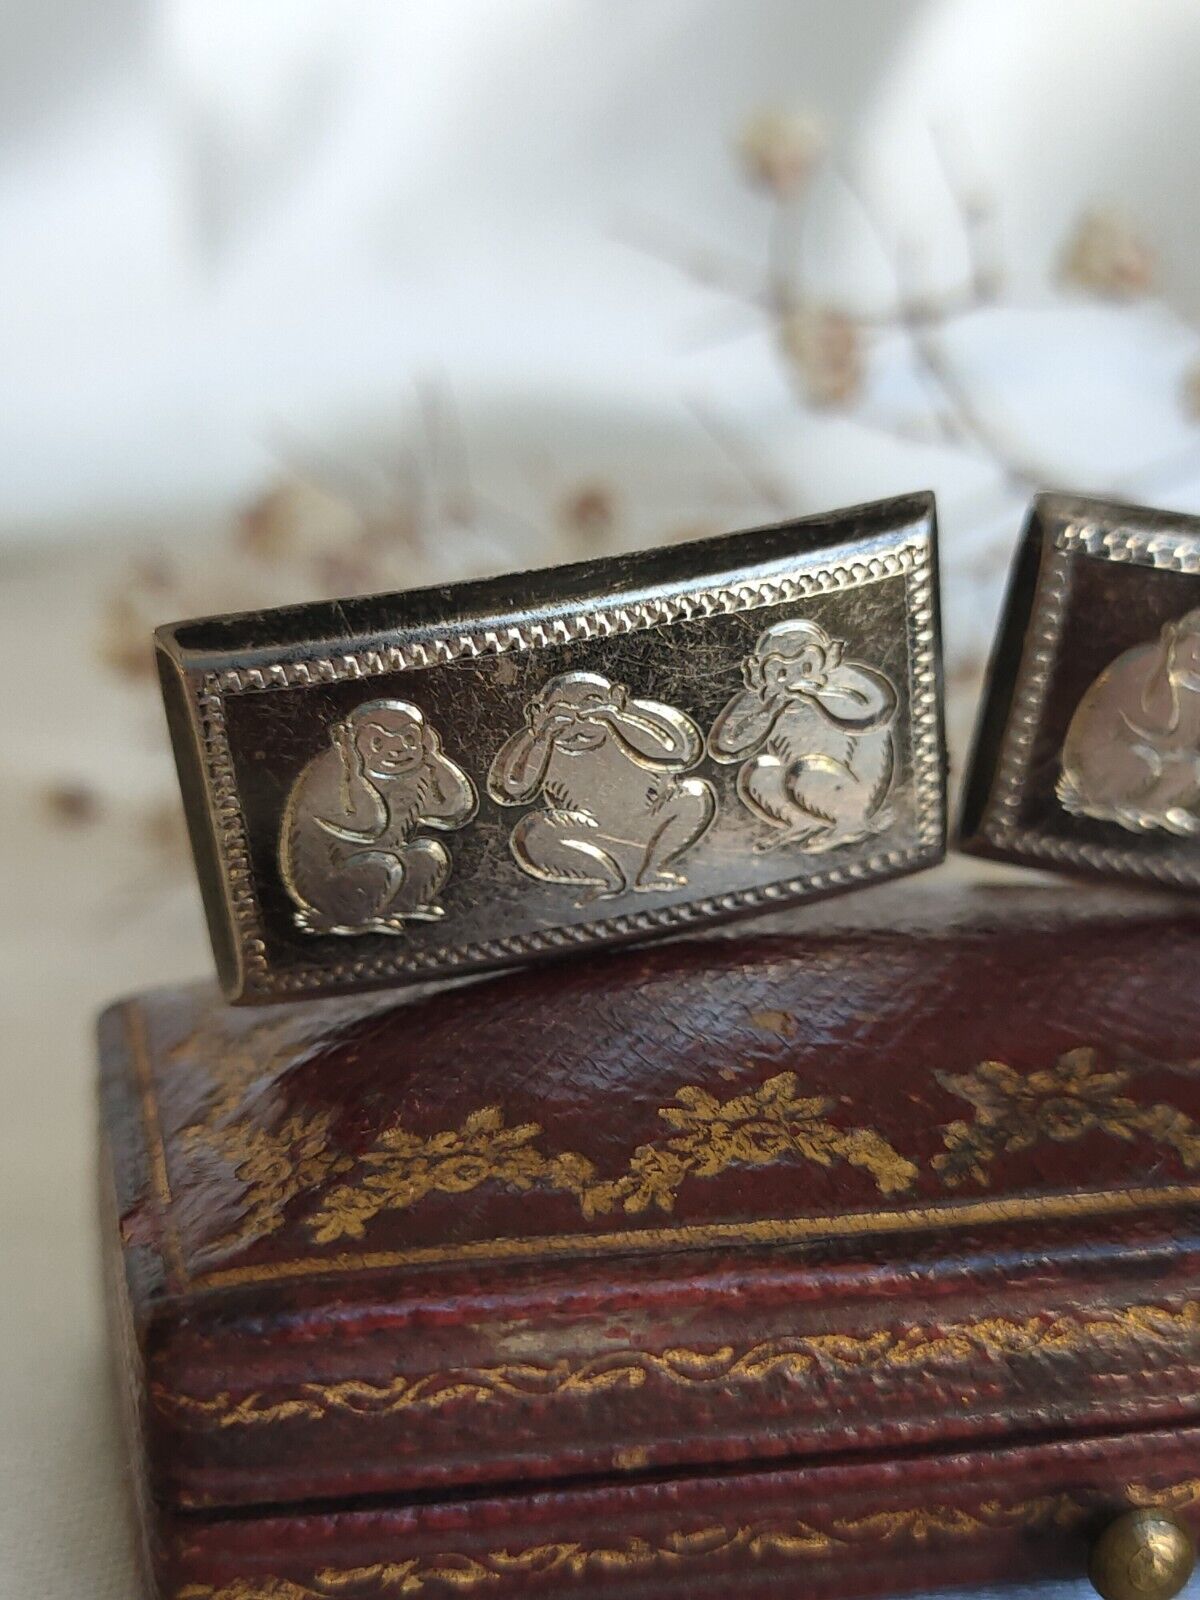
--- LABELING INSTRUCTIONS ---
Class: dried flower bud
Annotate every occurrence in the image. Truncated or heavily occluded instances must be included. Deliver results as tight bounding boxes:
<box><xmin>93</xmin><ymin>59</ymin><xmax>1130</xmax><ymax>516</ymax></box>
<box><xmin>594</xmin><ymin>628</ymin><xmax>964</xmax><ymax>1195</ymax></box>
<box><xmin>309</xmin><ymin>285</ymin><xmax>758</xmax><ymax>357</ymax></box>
<box><xmin>737</xmin><ymin>110</ymin><xmax>825</xmax><ymax>196</ymax></box>
<box><xmin>43</xmin><ymin>783</ymin><xmax>102</xmax><ymax>827</ymax></box>
<box><xmin>559</xmin><ymin>483</ymin><xmax>617</xmax><ymax>548</ymax></box>
<box><xmin>130</xmin><ymin>554</ymin><xmax>173</xmax><ymax>591</ymax></box>
<box><xmin>238</xmin><ymin>477</ymin><xmax>368</xmax><ymax>567</ymax></box>
<box><xmin>238</xmin><ymin>485</ymin><xmax>299</xmax><ymax>562</ymax></box>
<box><xmin>779</xmin><ymin>307</ymin><xmax>863</xmax><ymax>408</ymax></box>
<box><xmin>1059</xmin><ymin>208</ymin><xmax>1154</xmax><ymax>299</ymax></box>
<box><xmin>97</xmin><ymin>594</ymin><xmax>157</xmax><ymax>680</ymax></box>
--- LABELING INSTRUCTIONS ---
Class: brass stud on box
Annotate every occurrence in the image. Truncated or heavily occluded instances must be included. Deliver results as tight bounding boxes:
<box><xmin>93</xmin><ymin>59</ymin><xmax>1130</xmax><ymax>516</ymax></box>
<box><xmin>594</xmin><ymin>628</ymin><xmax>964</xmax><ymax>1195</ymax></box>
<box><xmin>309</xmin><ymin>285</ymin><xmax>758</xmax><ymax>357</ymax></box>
<box><xmin>157</xmin><ymin>492</ymin><xmax>946</xmax><ymax>1002</ymax></box>
<box><xmin>960</xmin><ymin>493</ymin><xmax>1200</xmax><ymax>887</ymax></box>
<box><xmin>1090</xmin><ymin>1509</ymin><xmax>1195</xmax><ymax>1600</ymax></box>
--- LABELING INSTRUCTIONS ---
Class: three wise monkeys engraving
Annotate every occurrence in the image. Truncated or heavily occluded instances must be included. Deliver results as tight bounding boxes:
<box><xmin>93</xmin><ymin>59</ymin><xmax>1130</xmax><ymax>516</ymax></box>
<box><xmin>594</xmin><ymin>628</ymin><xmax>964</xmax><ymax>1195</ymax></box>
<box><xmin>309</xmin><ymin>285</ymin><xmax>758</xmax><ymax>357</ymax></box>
<box><xmin>1057</xmin><ymin>609</ymin><xmax>1200</xmax><ymax>837</ymax></box>
<box><xmin>279</xmin><ymin>618</ymin><xmax>902</xmax><ymax>934</ymax></box>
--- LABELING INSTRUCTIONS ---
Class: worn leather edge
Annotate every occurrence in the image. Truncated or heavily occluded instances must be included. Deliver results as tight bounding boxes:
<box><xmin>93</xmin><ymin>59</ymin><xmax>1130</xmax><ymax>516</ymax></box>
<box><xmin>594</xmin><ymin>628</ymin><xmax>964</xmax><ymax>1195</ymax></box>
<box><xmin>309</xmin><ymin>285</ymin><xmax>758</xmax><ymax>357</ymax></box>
<box><xmin>142</xmin><ymin>1422</ymin><xmax>1200</xmax><ymax>1600</ymax></box>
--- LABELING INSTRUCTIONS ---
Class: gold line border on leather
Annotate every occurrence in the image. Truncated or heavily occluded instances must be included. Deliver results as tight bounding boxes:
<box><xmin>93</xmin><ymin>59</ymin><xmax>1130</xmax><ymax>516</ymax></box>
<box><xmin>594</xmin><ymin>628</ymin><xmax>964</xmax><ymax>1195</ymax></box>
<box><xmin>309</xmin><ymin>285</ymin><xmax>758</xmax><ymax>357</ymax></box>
<box><xmin>190</xmin><ymin>1183</ymin><xmax>1200</xmax><ymax>1289</ymax></box>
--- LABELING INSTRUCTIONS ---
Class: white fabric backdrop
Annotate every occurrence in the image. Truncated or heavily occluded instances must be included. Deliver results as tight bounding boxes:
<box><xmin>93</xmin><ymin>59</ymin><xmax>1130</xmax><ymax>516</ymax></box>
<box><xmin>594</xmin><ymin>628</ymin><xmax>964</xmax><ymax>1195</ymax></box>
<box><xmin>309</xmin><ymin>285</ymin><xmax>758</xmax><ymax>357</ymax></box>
<box><xmin>4</xmin><ymin>3</ymin><xmax>1200</xmax><ymax>1596</ymax></box>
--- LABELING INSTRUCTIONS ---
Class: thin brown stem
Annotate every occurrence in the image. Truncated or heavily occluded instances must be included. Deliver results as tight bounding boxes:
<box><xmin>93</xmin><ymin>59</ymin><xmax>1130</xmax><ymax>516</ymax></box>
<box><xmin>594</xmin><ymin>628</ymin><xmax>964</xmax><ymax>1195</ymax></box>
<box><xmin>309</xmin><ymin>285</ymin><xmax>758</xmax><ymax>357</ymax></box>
<box><xmin>612</xmin><ymin>211</ymin><xmax>769</xmax><ymax>308</ymax></box>
<box><xmin>686</xmin><ymin>396</ymin><xmax>795</xmax><ymax>515</ymax></box>
<box><xmin>833</xmin><ymin>164</ymin><xmax>1043</xmax><ymax>490</ymax></box>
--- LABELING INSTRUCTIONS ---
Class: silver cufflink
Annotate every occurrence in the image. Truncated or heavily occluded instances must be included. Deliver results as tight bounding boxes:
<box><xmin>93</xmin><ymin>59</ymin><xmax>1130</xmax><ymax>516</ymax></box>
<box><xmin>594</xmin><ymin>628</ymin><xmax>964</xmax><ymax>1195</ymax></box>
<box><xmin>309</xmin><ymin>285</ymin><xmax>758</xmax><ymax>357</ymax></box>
<box><xmin>158</xmin><ymin>492</ymin><xmax>946</xmax><ymax>1001</ymax></box>
<box><xmin>961</xmin><ymin>493</ymin><xmax>1200</xmax><ymax>887</ymax></box>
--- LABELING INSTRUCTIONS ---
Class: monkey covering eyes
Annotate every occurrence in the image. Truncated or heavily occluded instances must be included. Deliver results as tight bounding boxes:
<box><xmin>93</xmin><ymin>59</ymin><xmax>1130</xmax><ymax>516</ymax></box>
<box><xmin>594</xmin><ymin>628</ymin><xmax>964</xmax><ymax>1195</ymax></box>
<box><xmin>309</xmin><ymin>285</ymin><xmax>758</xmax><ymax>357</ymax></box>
<box><xmin>280</xmin><ymin>699</ymin><xmax>477</xmax><ymax>935</ymax></box>
<box><xmin>487</xmin><ymin>671</ymin><xmax>716</xmax><ymax>905</ymax></box>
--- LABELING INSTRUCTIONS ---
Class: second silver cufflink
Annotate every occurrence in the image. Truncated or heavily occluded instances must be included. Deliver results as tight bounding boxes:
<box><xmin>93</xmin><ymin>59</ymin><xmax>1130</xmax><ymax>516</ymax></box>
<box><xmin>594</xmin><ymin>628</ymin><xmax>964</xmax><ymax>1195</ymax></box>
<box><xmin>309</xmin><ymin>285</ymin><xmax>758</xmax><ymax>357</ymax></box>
<box><xmin>961</xmin><ymin>493</ymin><xmax>1200</xmax><ymax>889</ymax></box>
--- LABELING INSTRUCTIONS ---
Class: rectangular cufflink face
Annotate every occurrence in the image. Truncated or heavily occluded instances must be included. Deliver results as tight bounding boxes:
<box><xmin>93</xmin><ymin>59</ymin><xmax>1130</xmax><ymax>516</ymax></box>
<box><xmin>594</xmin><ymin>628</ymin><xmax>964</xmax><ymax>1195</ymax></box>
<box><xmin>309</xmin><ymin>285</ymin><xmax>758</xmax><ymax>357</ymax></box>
<box><xmin>961</xmin><ymin>493</ymin><xmax>1200</xmax><ymax>888</ymax></box>
<box><xmin>157</xmin><ymin>493</ymin><xmax>945</xmax><ymax>1002</ymax></box>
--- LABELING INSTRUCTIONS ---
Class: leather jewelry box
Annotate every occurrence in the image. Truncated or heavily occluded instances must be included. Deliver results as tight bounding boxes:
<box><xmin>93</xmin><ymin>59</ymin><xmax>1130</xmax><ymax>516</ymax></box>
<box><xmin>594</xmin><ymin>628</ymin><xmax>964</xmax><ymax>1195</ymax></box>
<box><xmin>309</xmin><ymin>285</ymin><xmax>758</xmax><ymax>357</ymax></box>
<box><xmin>100</xmin><ymin>879</ymin><xmax>1200</xmax><ymax>1600</ymax></box>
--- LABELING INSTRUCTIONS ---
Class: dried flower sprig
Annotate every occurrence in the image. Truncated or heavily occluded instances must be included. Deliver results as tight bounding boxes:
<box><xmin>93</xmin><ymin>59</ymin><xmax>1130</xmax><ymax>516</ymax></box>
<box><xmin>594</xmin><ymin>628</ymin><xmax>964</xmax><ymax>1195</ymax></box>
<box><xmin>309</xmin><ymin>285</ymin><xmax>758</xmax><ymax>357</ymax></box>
<box><xmin>1058</xmin><ymin>209</ymin><xmax>1156</xmax><ymax>300</ymax></box>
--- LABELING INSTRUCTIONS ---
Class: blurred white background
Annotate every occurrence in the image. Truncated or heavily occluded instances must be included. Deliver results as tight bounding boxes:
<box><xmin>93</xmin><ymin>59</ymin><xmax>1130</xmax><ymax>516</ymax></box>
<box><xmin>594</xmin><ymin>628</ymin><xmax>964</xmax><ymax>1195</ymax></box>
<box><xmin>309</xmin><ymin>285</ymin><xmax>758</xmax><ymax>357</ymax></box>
<box><xmin>4</xmin><ymin>2</ymin><xmax>1200</xmax><ymax>1595</ymax></box>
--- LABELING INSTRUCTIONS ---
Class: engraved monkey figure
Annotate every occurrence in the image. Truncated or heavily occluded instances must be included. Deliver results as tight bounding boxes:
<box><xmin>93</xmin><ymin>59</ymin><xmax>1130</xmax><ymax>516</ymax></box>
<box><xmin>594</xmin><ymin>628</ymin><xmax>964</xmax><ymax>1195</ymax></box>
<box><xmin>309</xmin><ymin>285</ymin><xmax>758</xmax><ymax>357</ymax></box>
<box><xmin>708</xmin><ymin>619</ymin><xmax>898</xmax><ymax>851</ymax></box>
<box><xmin>1057</xmin><ymin>609</ymin><xmax>1200</xmax><ymax>836</ymax></box>
<box><xmin>280</xmin><ymin>699</ymin><xmax>477</xmax><ymax>934</ymax></box>
<box><xmin>487</xmin><ymin>671</ymin><xmax>716</xmax><ymax>904</ymax></box>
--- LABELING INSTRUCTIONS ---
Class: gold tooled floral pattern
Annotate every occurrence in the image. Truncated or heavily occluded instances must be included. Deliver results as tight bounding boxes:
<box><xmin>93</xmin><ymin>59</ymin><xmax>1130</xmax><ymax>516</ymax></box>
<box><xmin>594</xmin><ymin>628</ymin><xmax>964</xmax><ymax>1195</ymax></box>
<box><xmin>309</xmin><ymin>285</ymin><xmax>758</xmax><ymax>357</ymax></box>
<box><xmin>167</xmin><ymin>1009</ymin><xmax>366</xmax><ymax>1254</ymax></box>
<box><xmin>172</xmin><ymin>1479</ymin><xmax>1200</xmax><ymax>1598</ymax></box>
<box><xmin>155</xmin><ymin>1298</ymin><xmax>1200</xmax><ymax>1428</ymax></box>
<box><xmin>307</xmin><ymin>1072</ymin><xmax>918</xmax><ymax>1244</ymax></box>
<box><xmin>934</xmin><ymin>1047</ymin><xmax>1200</xmax><ymax>1187</ymax></box>
<box><xmin>195</xmin><ymin>1114</ymin><xmax>353</xmax><ymax>1254</ymax></box>
<box><xmin>164</xmin><ymin>1024</ymin><xmax>1200</xmax><ymax>1260</ymax></box>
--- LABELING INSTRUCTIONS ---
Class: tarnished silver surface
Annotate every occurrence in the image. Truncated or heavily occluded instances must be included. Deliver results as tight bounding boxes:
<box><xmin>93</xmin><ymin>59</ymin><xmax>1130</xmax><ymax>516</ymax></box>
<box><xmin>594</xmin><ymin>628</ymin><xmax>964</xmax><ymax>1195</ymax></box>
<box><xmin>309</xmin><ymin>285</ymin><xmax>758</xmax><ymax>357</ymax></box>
<box><xmin>157</xmin><ymin>492</ymin><xmax>945</xmax><ymax>1001</ymax></box>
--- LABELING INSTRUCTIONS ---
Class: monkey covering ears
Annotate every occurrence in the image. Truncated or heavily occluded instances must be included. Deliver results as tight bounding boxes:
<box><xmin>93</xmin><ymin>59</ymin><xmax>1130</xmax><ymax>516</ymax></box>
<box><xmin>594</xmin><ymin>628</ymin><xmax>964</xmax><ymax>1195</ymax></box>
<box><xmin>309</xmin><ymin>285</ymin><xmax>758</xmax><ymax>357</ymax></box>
<box><xmin>708</xmin><ymin>619</ymin><xmax>898</xmax><ymax>852</ymax></box>
<box><xmin>280</xmin><ymin>699</ymin><xmax>477</xmax><ymax>935</ymax></box>
<box><xmin>487</xmin><ymin>671</ymin><xmax>716</xmax><ymax>905</ymax></box>
<box><xmin>1058</xmin><ymin>608</ymin><xmax>1200</xmax><ymax>836</ymax></box>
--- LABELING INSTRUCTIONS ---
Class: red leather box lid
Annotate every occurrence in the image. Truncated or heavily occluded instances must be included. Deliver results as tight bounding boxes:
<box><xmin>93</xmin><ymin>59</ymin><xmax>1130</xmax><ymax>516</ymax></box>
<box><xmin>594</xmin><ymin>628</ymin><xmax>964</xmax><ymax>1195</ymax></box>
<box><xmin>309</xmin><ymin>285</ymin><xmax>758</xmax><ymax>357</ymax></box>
<box><xmin>99</xmin><ymin>878</ymin><xmax>1200</xmax><ymax>1513</ymax></box>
